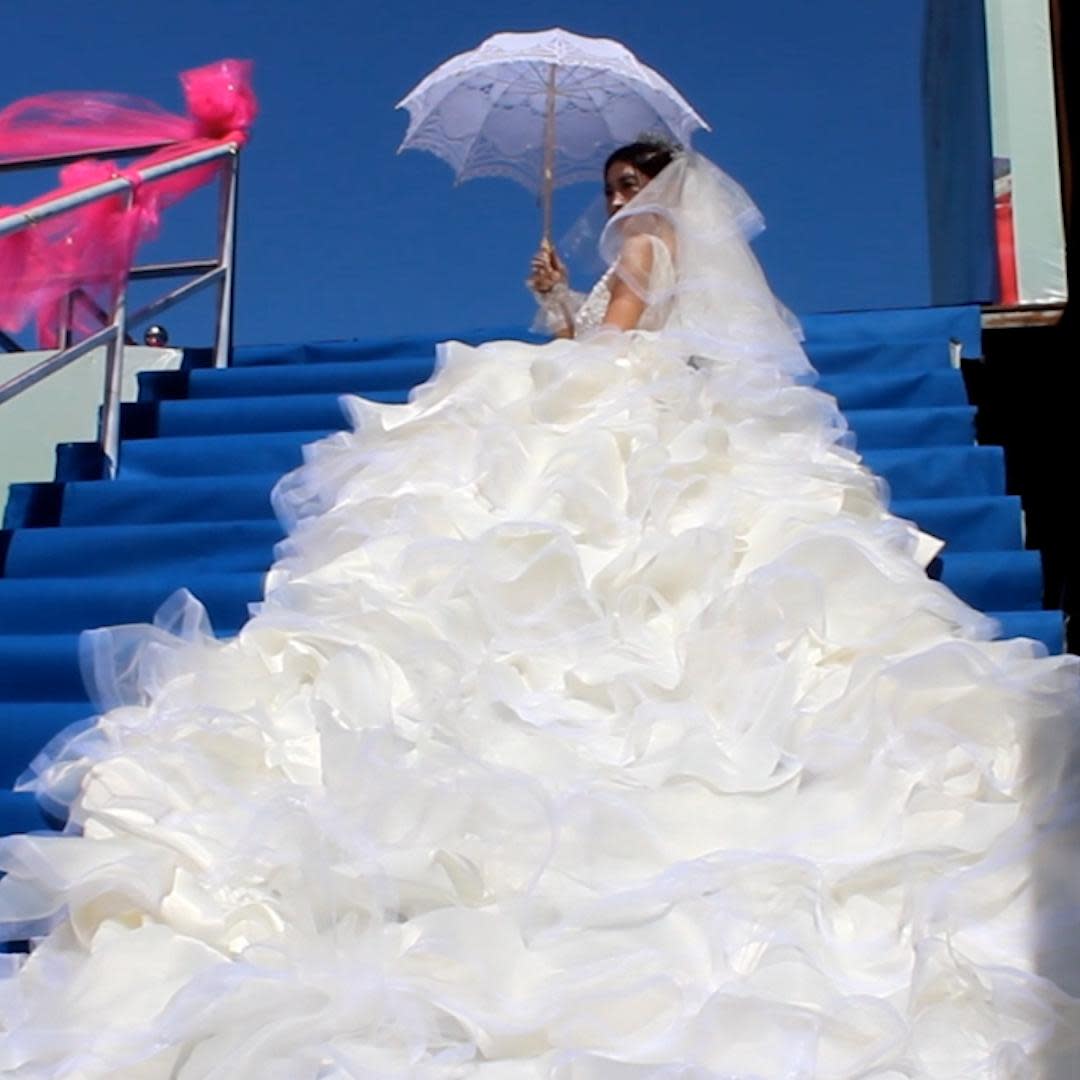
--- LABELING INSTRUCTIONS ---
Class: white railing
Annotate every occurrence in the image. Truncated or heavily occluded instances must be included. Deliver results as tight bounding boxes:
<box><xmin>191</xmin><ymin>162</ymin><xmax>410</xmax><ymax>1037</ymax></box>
<box><xmin>0</xmin><ymin>141</ymin><xmax>240</xmax><ymax>476</ymax></box>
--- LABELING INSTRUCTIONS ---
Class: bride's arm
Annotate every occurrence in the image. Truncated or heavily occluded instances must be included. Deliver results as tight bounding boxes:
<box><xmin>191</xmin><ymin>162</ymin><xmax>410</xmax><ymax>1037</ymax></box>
<box><xmin>529</xmin><ymin>245</ymin><xmax>579</xmax><ymax>338</ymax></box>
<box><xmin>601</xmin><ymin>234</ymin><xmax>653</xmax><ymax>331</ymax></box>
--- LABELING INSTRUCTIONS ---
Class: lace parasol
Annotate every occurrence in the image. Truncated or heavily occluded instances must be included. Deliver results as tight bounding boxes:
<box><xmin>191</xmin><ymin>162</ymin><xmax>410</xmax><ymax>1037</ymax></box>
<box><xmin>396</xmin><ymin>28</ymin><xmax>709</xmax><ymax>242</ymax></box>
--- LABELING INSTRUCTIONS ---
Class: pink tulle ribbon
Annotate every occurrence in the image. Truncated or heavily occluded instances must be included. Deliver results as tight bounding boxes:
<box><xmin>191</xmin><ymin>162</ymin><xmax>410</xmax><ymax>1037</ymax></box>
<box><xmin>0</xmin><ymin>59</ymin><xmax>256</xmax><ymax>346</ymax></box>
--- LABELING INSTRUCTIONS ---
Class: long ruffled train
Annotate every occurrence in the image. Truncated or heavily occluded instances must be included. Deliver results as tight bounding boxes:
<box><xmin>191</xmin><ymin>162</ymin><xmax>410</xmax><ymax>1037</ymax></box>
<box><xmin>1</xmin><ymin>330</ymin><xmax>1079</xmax><ymax>1077</ymax></box>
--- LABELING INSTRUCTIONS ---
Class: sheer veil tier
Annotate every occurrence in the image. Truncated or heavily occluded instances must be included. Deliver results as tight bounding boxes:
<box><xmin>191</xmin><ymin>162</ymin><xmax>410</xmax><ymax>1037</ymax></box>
<box><xmin>1</xmin><ymin>147</ymin><xmax>1080</xmax><ymax>1077</ymax></box>
<box><xmin>599</xmin><ymin>151</ymin><xmax>806</xmax><ymax>366</ymax></box>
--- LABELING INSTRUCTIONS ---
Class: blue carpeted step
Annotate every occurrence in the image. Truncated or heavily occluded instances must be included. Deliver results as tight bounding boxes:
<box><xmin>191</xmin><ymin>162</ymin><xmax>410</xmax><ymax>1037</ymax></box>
<box><xmin>801</xmin><ymin>305</ymin><xmax>982</xmax><ymax>357</ymax></box>
<box><xmin>223</xmin><ymin>307</ymin><xmax>981</xmax><ymax>373</ymax></box>
<box><xmin>818</xmin><ymin>370</ymin><xmax>968</xmax><ymax>410</ymax></box>
<box><xmin>120</xmin><ymin>432</ymin><xmax>1004</xmax><ymax>497</ymax></box>
<box><xmin>804</xmin><ymin>338</ymin><xmax>952</xmax><ymax>376</ymax></box>
<box><xmin>229</xmin><ymin>334</ymin><xmax>956</xmax><ymax>378</ymax></box>
<box><xmin>154</xmin><ymin>359</ymin><xmax>966</xmax><ymax>412</ymax></box>
<box><xmin>232</xmin><ymin>339</ymin><xmax>447</xmax><ymax>368</ymax></box>
<box><xmin>937</xmin><ymin>551</ymin><xmax>1044</xmax><ymax>611</ymax></box>
<box><xmin>844</xmin><ymin>406</ymin><xmax>974</xmax><ymax>450</ymax></box>
<box><xmin>148</xmin><ymin>394</ymin><xmax>352</xmax><ymax>438</ymax></box>
<box><xmin>992</xmin><ymin>610</ymin><xmax>1065</xmax><ymax>654</ymax></box>
<box><xmin>143</xmin><ymin>394</ymin><xmax>978</xmax><ymax>450</ymax></box>
<box><xmin>5</xmin><ymin>474</ymin><xmax>286</xmax><ymax>529</ymax></box>
<box><xmin>0</xmin><ymin>635</ymin><xmax>85</xmax><ymax>701</ymax></box>
<box><xmin>2</xmin><ymin>520</ymin><xmax>284</xmax><ymax>577</ymax></box>
<box><xmin>139</xmin><ymin>395</ymin><xmax>976</xmax><ymax>448</ymax></box>
<box><xmin>141</xmin><ymin>357</ymin><xmax>434</xmax><ymax>401</ymax></box>
<box><xmin>57</xmin><ymin>474</ymin><xmax>283</xmax><ymax>527</ymax></box>
<box><xmin>0</xmin><ymin>573</ymin><xmax>261</xmax><ymax>633</ymax></box>
<box><xmin>864</xmin><ymin>446</ymin><xmax>1005</xmax><ymax>500</ymax></box>
<box><xmin>0</xmin><ymin>702</ymin><xmax>92</xmax><ymax>786</ymax></box>
<box><xmin>24</xmin><ymin>484</ymin><xmax>1022</xmax><ymax>555</ymax></box>
<box><xmin>891</xmin><ymin>495</ymin><xmax>1023</xmax><ymax>552</ymax></box>
<box><xmin>119</xmin><ymin>430</ymin><xmax>335</xmax><ymax>479</ymax></box>
<box><xmin>0</xmin><ymin>790</ymin><xmax>52</xmax><ymax>834</ymax></box>
<box><xmin>229</xmin><ymin>329</ymin><xmax>527</xmax><ymax>369</ymax></box>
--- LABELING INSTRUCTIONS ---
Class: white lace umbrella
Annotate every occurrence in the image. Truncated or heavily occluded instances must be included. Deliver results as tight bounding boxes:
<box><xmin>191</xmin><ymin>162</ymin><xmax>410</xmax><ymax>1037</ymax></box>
<box><xmin>396</xmin><ymin>28</ymin><xmax>709</xmax><ymax>243</ymax></box>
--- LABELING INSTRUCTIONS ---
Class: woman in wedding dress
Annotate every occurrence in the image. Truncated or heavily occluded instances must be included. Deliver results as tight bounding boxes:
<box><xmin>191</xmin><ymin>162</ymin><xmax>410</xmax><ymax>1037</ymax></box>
<box><xmin>528</xmin><ymin>140</ymin><xmax>687</xmax><ymax>339</ymax></box>
<box><xmin>1</xmin><ymin>140</ymin><xmax>1079</xmax><ymax>1078</ymax></box>
<box><xmin>527</xmin><ymin>140</ymin><xmax>680</xmax><ymax>339</ymax></box>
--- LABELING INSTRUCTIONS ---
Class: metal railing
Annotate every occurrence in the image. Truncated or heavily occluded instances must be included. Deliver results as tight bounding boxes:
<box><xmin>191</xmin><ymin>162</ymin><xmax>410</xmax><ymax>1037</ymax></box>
<box><xmin>0</xmin><ymin>140</ymin><xmax>240</xmax><ymax>475</ymax></box>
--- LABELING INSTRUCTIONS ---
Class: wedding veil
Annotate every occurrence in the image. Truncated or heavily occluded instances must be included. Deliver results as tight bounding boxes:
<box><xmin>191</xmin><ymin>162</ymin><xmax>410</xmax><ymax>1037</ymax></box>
<box><xmin>597</xmin><ymin>151</ymin><xmax>808</xmax><ymax>374</ymax></box>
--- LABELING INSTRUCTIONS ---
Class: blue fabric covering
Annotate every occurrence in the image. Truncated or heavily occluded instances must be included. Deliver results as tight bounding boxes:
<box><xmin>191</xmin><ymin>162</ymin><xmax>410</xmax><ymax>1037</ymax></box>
<box><xmin>228</xmin><ymin>329</ymin><xmax>530</xmax><ymax>369</ymax></box>
<box><xmin>0</xmin><ymin>635</ymin><xmax>84</xmax><ymax>701</ymax></box>
<box><xmin>922</xmin><ymin>0</ymin><xmax>998</xmax><ymax>305</ymax></box>
<box><xmin>863</xmin><ymin>446</ymin><xmax>1005</xmax><ymax>499</ymax></box>
<box><xmin>0</xmin><ymin>790</ymin><xmax>57</xmax><ymax>833</ymax></box>
<box><xmin>890</xmin><ymin>496</ymin><xmax>1022</xmax><ymax>552</ymax></box>
<box><xmin>224</xmin><ymin>307</ymin><xmax>985</xmax><ymax>368</ymax></box>
<box><xmin>182</xmin><ymin>360</ymin><xmax>434</xmax><ymax>400</ymax></box>
<box><xmin>0</xmin><ymin>573</ymin><xmax>260</xmax><ymax>634</ymax></box>
<box><xmin>937</xmin><ymin>551</ymin><xmax>1044</xmax><ymax>611</ymax></box>
<box><xmin>0</xmin><ymin>703</ymin><xmax>92</xmax><ymax>787</ymax></box>
<box><xmin>3</xmin><ymin>521</ymin><xmax>283</xmax><ymax>577</ymax></box>
<box><xmin>801</xmin><ymin>306</ymin><xmax>983</xmax><ymax>358</ymax></box>
<box><xmin>0</xmin><ymin>306</ymin><xmax>1060</xmax><ymax>834</ymax></box>
<box><xmin>57</xmin><ymin>475</ymin><xmax>282</xmax><ymax>527</ymax></box>
<box><xmin>806</xmin><ymin>338</ymin><xmax>953</xmax><ymax>375</ymax></box>
<box><xmin>844</xmin><ymin>406</ymin><xmax>975</xmax><ymax>450</ymax></box>
<box><xmin>818</xmin><ymin>371</ymin><xmax>969</xmax><ymax>410</ymax></box>
<box><xmin>153</xmin><ymin>395</ymin><xmax>351</xmax><ymax>437</ymax></box>
<box><xmin>993</xmin><ymin>611</ymin><xmax>1064</xmax><ymax>654</ymax></box>
<box><xmin>119</xmin><ymin>431</ymin><xmax>336</xmax><ymax>480</ymax></box>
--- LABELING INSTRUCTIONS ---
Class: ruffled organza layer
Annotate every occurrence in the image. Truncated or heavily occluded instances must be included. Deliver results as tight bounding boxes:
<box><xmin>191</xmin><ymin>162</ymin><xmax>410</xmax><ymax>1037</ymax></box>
<box><xmin>2</xmin><ymin>331</ymin><xmax>1080</xmax><ymax>1077</ymax></box>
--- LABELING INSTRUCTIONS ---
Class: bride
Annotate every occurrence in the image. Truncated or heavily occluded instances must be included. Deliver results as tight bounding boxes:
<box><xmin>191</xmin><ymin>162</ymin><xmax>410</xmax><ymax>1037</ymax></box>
<box><xmin>527</xmin><ymin>139</ymin><xmax>682</xmax><ymax>338</ymax></box>
<box><xmin>1</xmin><ymin>139</ymin><xmax>1079</xmax><ymax>1078</ymax></box>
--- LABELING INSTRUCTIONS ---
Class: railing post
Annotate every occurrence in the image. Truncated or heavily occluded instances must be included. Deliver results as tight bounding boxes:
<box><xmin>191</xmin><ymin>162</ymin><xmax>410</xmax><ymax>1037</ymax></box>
<box><xmin>99</xmin><ymin>193</ymin><xmax>132</xmax><ymax>477</ymax></box>
<box><xmin>99</xmin><ymin>303</ymin><xmax>126</xmax><ymax>477</ymax></box>
<box><xmin>59</xmin><ymin>292</ymin><xmax>74</xmax><ymax>350</ymax></box>
<box><xmin>213</xmin><ymin>151</ymin><xmax>239</xmax><ymax>369</ymax></box>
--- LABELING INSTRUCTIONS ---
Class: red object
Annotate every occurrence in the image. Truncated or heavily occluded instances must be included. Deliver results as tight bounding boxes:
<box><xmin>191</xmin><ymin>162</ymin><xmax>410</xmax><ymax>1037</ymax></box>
<box><xmin>0</xmin><ymin>60</ymin><xmax>256</xmax><ymax>346</ymax></box>
<box><xmin>995</xmin><ymin>190</ymin><xmax>1019</xmax><ymax>306</ymax></box>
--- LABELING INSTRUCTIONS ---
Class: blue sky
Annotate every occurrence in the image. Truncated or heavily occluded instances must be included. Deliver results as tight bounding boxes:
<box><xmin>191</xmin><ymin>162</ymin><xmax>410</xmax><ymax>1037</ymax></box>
<box><xmin>3</xmin><ymin>1</ymin><xmax>934</xmax><ymax>349</ymax></box>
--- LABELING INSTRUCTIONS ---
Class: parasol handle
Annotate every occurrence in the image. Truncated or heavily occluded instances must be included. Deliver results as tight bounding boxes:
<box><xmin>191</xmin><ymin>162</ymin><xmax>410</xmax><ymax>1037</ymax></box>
<box><xmin>541</xmin><ymin>62</ymin><xmax>556</xmax><ymax>247</ymax></box>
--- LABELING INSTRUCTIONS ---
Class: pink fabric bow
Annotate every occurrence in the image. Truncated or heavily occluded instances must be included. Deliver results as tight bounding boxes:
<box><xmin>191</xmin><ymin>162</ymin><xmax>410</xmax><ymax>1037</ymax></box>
<box><xmin>0</xmin><ymin>60</ymin><xmax>256</xmax><ymax>347</ymax></box>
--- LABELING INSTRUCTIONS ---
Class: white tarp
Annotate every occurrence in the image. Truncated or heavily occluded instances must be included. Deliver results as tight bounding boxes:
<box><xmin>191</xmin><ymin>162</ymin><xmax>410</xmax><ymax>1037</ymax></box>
<box><xmin>984</xmin><ymin>0</ymin><xmax>1068</xmax><ymax>306</ymax></box>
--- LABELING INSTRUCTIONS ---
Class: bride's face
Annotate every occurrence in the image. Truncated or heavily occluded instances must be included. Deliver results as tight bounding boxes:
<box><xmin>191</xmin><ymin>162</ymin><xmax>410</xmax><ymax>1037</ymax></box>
<box><xmin>604</xmin><ymin>160</ymin><xmax>650</xmax><ymax>217</ymax></box>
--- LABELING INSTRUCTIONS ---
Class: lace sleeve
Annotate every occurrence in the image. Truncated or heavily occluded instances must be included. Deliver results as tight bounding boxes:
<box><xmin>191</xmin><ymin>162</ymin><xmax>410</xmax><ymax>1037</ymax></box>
<box><xmin>572</xmin><ymin>271</ymin><xmax>615</xmax><ymax>334</ymax></box>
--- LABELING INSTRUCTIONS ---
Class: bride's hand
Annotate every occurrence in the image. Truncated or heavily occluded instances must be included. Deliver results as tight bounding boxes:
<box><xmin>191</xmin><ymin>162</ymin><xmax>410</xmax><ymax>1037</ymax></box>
<box><xmin>527</xmin><ymin>243</ymin><xmax>567</xmax><ymax>294</ymax></box>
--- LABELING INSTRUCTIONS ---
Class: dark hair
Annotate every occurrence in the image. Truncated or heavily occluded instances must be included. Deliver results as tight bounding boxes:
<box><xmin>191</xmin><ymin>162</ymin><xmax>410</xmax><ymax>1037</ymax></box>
<box><xmin>604</xmin><ymin>139</ymin><xmax>679</xmax><ymax>179</ymax></box>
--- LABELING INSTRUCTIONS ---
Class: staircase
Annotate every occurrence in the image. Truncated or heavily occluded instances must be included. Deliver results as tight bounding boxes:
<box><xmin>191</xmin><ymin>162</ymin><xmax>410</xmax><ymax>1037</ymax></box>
<box><xmin>0</xmin><ymin>307</ymin><xmax>1062</xmax><ymax>836</ymax></box>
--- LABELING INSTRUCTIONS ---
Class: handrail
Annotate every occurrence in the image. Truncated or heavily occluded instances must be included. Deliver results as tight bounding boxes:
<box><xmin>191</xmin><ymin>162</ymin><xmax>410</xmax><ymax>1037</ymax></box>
<box><xmin>0</xmin><ymin>140</ymin><xmax>240</xmax><ymax>477</ymax></box>
<box><xmin>0</xmin><ymin>141</ymin><xmax>176</xmax><ymax>174</ymax></box>
<box><xmin>0</xmin><ymin>141</ymin><xmax>236</xmax><ymax>236</ymax></box>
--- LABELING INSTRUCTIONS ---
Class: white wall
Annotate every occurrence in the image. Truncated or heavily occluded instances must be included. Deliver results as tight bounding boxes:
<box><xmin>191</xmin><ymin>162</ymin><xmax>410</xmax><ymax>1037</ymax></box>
<box><xmin>984</xmin><ymin>0</ymin><xmax>1068</xmax><ymax>304</ymax></box>
<box><xmin>0</xmin><ymin>346</ymin><xmax>183</xmax><ymax>522</ymax></box>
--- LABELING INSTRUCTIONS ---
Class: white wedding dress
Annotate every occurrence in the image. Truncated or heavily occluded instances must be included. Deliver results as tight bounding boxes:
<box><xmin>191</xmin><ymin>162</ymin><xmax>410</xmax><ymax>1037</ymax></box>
<box><xmin>1</xmin><ymin>155</ymin><xmax>1079</xmax><ymax>1079</ymax></box>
